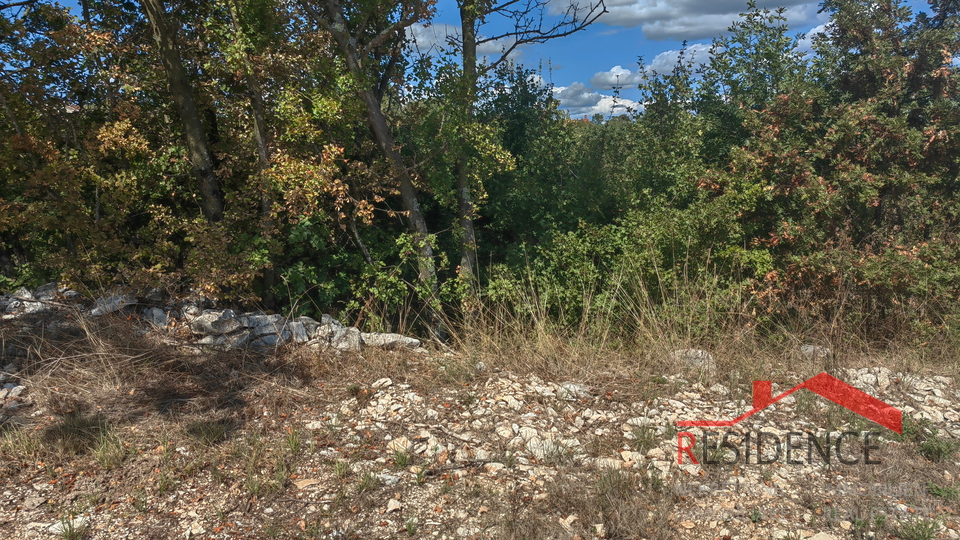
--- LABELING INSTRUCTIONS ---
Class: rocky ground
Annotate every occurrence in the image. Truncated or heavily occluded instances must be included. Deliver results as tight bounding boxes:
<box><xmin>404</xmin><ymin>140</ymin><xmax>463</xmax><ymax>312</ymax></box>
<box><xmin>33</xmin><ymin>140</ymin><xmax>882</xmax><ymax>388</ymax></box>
<box><xmin>1</xmin><ymin>285</ymin><xmax>959</xmax><ymax>539</ymax></box>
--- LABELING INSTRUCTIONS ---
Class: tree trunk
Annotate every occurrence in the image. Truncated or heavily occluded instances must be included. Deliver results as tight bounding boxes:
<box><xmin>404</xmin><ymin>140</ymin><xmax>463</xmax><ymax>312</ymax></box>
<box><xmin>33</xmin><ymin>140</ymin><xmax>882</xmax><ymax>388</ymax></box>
<box><xmin>249</xmin><ymin>68</ymin><xmax>277</xmax><ymax>309</ymax></box>
<box><xmin>319</xmin><ymin>17</ymin><xmax>439</xmax><ymax>301</ymax></box>
<box><xmin>456</xmin><ymin>0</ymin><xmax>480</xmax><ymax>286</ymax></box>
<box><xmin>229</xmin><ymin>0</ymin><xmax>276</xmax><ymax>309</ymax></box>
<box><xmin>300</xmin><ymin>0</ymin><xmax>440</xmax><ymax>333</ymax></box>
<box><xmin>356</xmin><ymin>88</ymin><xmax>437</xmax><ymax>295</ymax></box>
<box><xmin>140</xmin><ymin>0</ymin><xmax>223</xmax><ymax>223</ymax></box>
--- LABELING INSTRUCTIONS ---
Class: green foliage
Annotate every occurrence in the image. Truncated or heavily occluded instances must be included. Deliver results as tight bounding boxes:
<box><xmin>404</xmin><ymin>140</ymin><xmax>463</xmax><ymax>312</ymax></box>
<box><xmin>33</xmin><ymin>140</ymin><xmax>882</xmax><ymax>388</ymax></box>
<box><xmin>895</xmin><ymin>516</ymin><xmax>941</xmax><ymax>540</ymax></box>
<box><xmin>927</xmin><ymin>482</ymin><xmax>960</xmax><ymax>501</ymax></box>
<box><xmin>919</xmin><ymin>434</ymin><xmax>959</xmax><ymax>463</ymax></box>
<box><xmin>1</xmin><ymin>0</ymin><xmax>958</xmax><ymax>345</ymax></box>
<box><xmin>471</xmin><ymin>0</ymin><xmax>960</xmax><ymax>346</ymax></box>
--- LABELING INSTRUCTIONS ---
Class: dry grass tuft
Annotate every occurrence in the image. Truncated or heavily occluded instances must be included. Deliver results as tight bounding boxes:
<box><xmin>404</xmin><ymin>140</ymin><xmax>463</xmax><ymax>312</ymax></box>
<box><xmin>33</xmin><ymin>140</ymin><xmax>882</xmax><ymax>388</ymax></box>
<box><xmin>437</xmin><ymin>264</ymin><xmax>960</xmax><ymax>387</ymax></box>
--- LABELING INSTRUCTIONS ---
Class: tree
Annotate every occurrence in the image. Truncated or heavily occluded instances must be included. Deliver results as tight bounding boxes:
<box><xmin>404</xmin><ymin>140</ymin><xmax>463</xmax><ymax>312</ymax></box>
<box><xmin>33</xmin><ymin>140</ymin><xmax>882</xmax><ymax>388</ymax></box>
<box><xmin>450</xmin><ymin>0</ymin><xmax>606</xmax><ymax>286</ymax></box>
<box><xmin>226</xmin><ymin>0</ymin><xmax>280</xmax><ymax>308</ymax></box>
<box><xmin>692</xmin><ymin>3</ymin><xmax>806</xmax><ymax>165</ymax></box>
<box><xmin>139</xmin><ymin>0</ymin><xmax>224</xmax><ymax>223</ymax></box>
<box><xmin>298</xmin><ymin>0</ymin><xmax>442</xmax><ymax>325</ymax></box>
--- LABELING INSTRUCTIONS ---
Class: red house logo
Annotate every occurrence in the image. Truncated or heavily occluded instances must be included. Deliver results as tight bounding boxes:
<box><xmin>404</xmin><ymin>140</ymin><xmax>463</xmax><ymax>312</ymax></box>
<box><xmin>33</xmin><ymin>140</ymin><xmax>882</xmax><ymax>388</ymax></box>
<box><xmin>679</xmin><ymin>372</ymin><xmax>902</xmax><ymax>433</ymax></box>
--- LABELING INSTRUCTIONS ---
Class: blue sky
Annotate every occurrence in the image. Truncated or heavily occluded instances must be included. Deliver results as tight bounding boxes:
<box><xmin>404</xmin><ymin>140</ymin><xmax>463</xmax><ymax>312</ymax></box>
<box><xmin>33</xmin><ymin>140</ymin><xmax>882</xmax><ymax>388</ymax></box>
<box><xmin>413</xmin><ymin>0</ymin><xmax>934</xmax><ymax>117</ymax></box>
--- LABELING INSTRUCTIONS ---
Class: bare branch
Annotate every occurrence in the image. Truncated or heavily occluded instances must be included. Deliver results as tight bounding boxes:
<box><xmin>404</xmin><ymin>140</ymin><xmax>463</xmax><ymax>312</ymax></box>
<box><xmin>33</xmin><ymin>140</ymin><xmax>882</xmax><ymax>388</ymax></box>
<box><xmin>361</xmin><ymin>8</ymin><xmax>423</xmax><ymax>56</ymax></box>
<box><xmin>299</xmin><ymin>0</ymin><xmax>424</xmax><ymax>67</ymax></box>
<box><xmin>0</xmin><ymin>0</ymin><xmax>38</xmax><ymax>9</ymax></box>
<box><xmin>297</xmin><ymin>1</ymin><xmax>334</xmax><ymax>34</ymax></box>
<box><xmin>477</xmin><ymin>0</ymin><xmax>606</xmax><ymax>72</ymax></box>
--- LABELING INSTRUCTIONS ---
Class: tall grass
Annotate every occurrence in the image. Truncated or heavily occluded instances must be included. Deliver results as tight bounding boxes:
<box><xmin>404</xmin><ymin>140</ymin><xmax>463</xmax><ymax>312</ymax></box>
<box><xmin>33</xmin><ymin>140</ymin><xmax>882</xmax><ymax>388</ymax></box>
<box><xmin>449</xmin><ymin>252</ymin><xmax>960</xmax><ymax>380</ymax></box>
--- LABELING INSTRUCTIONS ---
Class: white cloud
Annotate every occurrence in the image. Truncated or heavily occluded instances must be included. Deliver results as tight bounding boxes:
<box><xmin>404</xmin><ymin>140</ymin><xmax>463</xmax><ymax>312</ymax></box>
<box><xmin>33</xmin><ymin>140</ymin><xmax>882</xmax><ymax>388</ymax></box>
<box><xmin>553</xmin><ymin>83</ymin><xmax>638</xmax><ymax>117</ymax></box>
<box><xmin>406</xmin><ymin>23</ymin><xmax>520</xmax><ymax>61</ymax></box>
<box><xmin>796</xmin><ymin>22</ymin><xmax>830</xmax><ymax>55</ymax></box>
<box><xmin>554</xmin><ymin>82</ymin><xmax>602</xmax><ymax>108</ymax></box>
<box><xmin>589</xmin><ymin>65</ymin><xmax>644</xmax><ymax>90</ymax></box>
<box><xmin>527</xmin><ymin>72</ymin><xmax>547</xmax><ymax>88</ymax></box>
<box><xmin>478</xmin><ymin>38</ymin><xmax>519</xmax><ymax>58</ymax></box>
<box><xmin>589</xmin><ymin>44</ymin><xmax>715</xmax><ymax>93</ymax></box>
<box><xmin>554</xmin><ymin>0</ymin><xmax>821</xmax><ymax>41</ymax></box>
<box><xmin>645</xmin><ymin>42</ymin><xmax>713</xmax><ymax>73</ymax></box>
<box><xmin>407</xmin><ymin>23</ymin><xmax>458</xmax><ymax>56</ymax></box>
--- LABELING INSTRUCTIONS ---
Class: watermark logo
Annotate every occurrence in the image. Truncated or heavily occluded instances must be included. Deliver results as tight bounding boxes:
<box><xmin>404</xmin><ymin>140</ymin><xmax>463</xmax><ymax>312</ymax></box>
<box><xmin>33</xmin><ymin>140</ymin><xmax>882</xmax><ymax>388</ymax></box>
<box><xmin>675</xmin><ymin>372</ymin><xmax>902</xmax><ymax>465</ymax></box>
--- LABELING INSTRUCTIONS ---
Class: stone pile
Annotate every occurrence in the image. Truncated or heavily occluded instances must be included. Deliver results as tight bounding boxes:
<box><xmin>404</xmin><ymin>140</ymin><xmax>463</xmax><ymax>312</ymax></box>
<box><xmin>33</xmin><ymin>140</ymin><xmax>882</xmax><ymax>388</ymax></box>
<box><xmin>1</xmin><ymin>282</ymin><xmax>423</xmax><ymax>353</ymax></box>
<box><xmin>183</xmin><ymin>309</ymin><xmax>422</xmax><ymax>352</ymax></box>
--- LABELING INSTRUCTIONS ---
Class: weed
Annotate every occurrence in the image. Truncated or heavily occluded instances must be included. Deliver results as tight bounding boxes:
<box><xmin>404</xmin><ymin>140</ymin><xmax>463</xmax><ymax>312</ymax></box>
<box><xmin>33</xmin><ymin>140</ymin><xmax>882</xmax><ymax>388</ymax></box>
<box><xmin>539</xmin><ymin>440</ymin><xmax>575</xmax><ymax>466</ymax></box>
<box><xmin>43</xmin><ymin>414</ymin><xmax>114</xmax><ymax>457</ymax></box>
<box><xmin>793</xmin><ymin>390</ymin><xmax>815</xmax><ymax>418</ymax></box>
<box><xmin>94</xmin><ymin>430</ymin><xmax>126</xmax><ymax>470</ymax></box>
<box><xmin>413</xmin><ymin>466</ymin><xmax>427</xmax><ymax>484</ymax></box>
<box><xmin>405</xmin><ymin>518</ymin><xmax>418</xmax><ymax>535</ymax></box>
<box><xmin>245</xmin><ymin>459</ymin><xmax>288</xmax><ymax>499</ymax></box>
<box><xmin>333</xmin><ymin>460</ymin><xmax>350</xmax><ymax>479</ymax></box>
<box><xmin>641</xmin><ymin>469</ymin><xmax>664</xmax><ymax>492</ymax></box>
<box><xmin>264</xmin><ymin>522</ymin><xmax>282</xmax><ymax>538</ymax></box>
<box><xmin>392</xmin><ymin>449</ymin><xmax>410</xmax><ymax>469</ymax></box>
<box><xmin>895</xmin><ymin>516</ymin><xmax>941</xmax><ymax>540</ymax></box>
<box><xmin>210</xmin><ymin>459</ymin><xmax>230</xmax><ymax>485</ymax></box>
<box><xmin>56</xmin><ymin>503</ymin><xmax>90</xmax><ymax>540</ymax></box>
<box><xmin>132</xmin><ymin>489</ymin><xmax>149</xmax><ymax>513</ymax></box>
<box><xmin>750</xmin><ymin>508</ymin><xmax>763</xmax><ymax>523</ymax></box>
<box><xmin>184</xmin><ymin>419</ymin><xmax>231</xmax><ymax>446</ymax></box>
<box><xmin>440</xmin><ymin>479</ymin><xmax>454</xmax><ymax>495</ymax></box>
<box><xmin>596</xmin><ymin>469</ymin><xmax>634</xmax><ymax>501</ymax></box>
<box><xmin>436</xmin><ymin>358</ymin><xmax>479</xmax><ymax>384</ymax></box>
<box><xmin>927</xmin><ymin>482</ymin><xmax>960</xmax><ymax>501</ymax></box>
<box><xmin>183</xmin><ymin>455</ymin><xmax>206</xmax><ymax>477</ymax></box>
<box><xmin>356</xmin><ymin>471</ymin><xmax>378</xmax><ymax>494</ymax></box>
<box><xmin>895</xmin><ymin>416</ymin><xmax>930</xmax><ymax>444</ymax></box>
<box><xmin>285</xmin><ymin>428</ymin><xmax>302</xmax><ymax>455</ymax></box>
<box><xmin>243</xmin><ymin>432</ymin><xmax>267</xmax><ymax>464</ymax></box>
<box><xmin>701</xmin><ymin>435</ymin><xmax>733</xmax><ymax>466</ymax></box>
<box><xmin>246</xmin><ymin>474</ymin><xmax>266</xmax><ymax>498</ymax></box>
<box><xmin>156</xmin><ymin>469</ymin><xmax>176</xmax><ymax>496</ymax></box>
<box><xmin>159</xmin><ymin>434</ymin><xmax>175</xmax><ymax>463</ymax></box>
<box><xmin>919</xmin><ymin>436</ymin><xmax>958</xmax><ymax>462</ymax></box>
<box><xmin>272</xmin><ymin>459</ymin><xmax>291</xmax><ymax>490</ymax></box>
<box><xmin>590</xmin><ymin>469</ymin><xmax>652</xmax><ymax>538</ymax></box>
<box><xmin>303</xmin><ymin>519</ymin><xmax>325</xmax><ymax>537</ymax></box>
<box><xmin>629</xmin><ymin>425</ymin><xmax>656</xmax><ymax>454</ymax></box>
<box><xmin>325</xmin><ymin>415</ymin><xmax>343</xmax><ymax>433</ymax></box>
<box><xmin>466</xmin><ymin>482</ymin><xmax>485</xmax><ymax>498</ymax></box>
<box><xmin>889</xmin><ymin>416</ymin><xmax>958</xmax><ymax>462</ymax></box>
<box><xmin>824</xmin><ymin>403</ymin><xmax>868</xmax><ymax>433</ymax></box>
<box><xmin>0</xmin><ymin>425</ymin><xmax>43</xmax><ymax>461</ymax></box>
<box><xmin>584</xmin><ymin>430</ymin><xmax>621</xmax><ymax>458</ymax></box>
<box><xmin>57</xmin><ymin>515</ymin><xmax>89</xmax><ymax>540</ymax></box>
